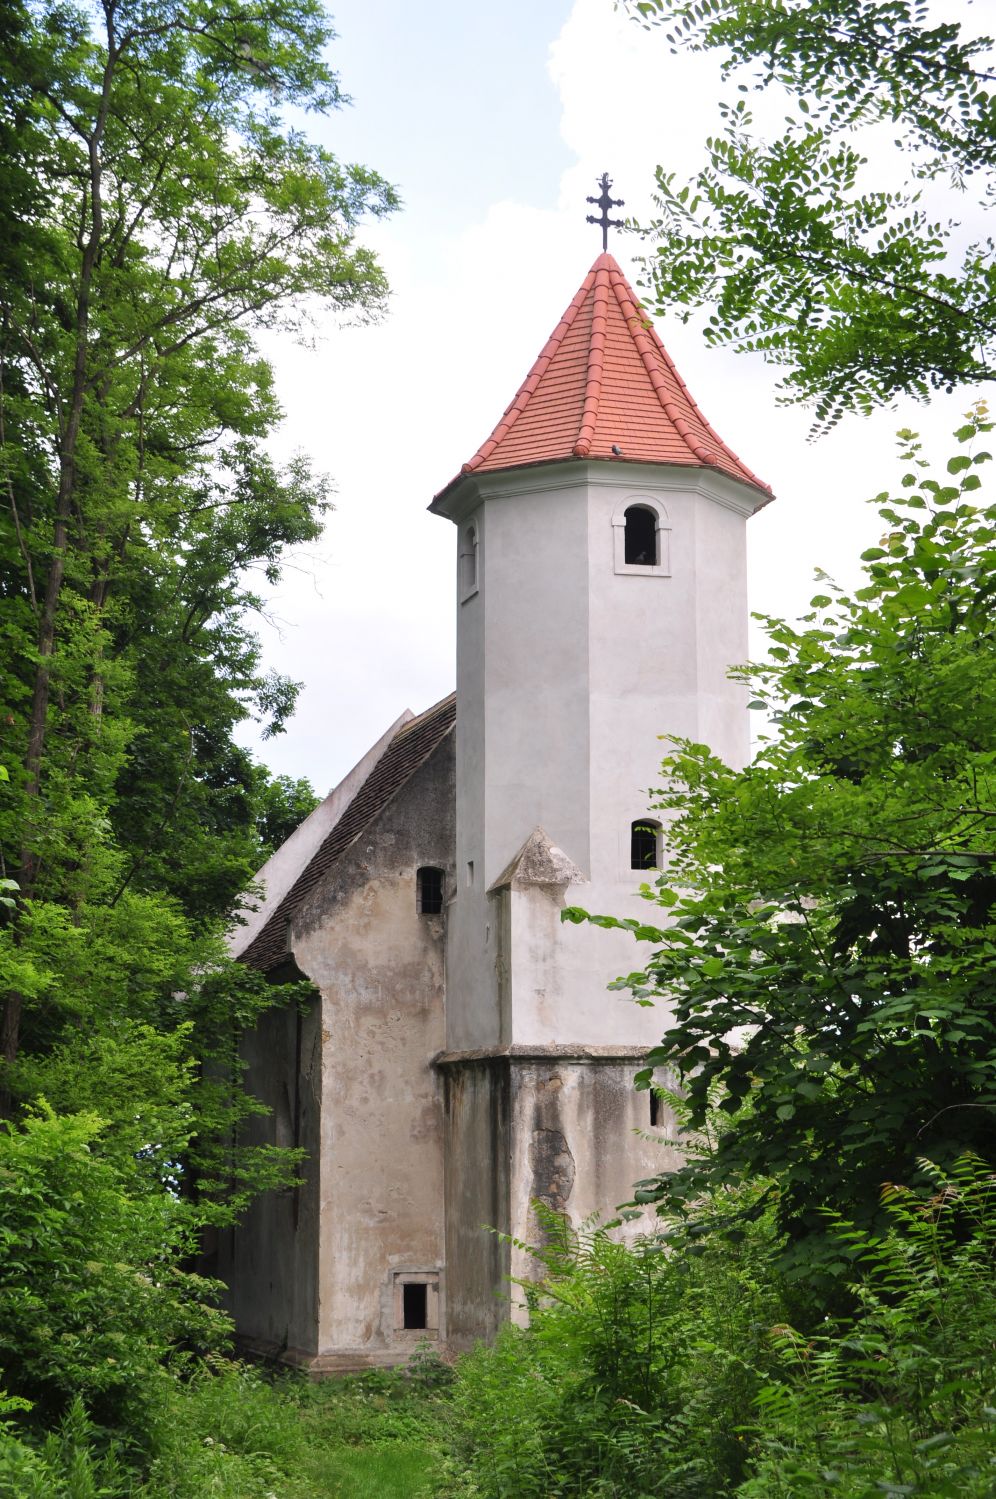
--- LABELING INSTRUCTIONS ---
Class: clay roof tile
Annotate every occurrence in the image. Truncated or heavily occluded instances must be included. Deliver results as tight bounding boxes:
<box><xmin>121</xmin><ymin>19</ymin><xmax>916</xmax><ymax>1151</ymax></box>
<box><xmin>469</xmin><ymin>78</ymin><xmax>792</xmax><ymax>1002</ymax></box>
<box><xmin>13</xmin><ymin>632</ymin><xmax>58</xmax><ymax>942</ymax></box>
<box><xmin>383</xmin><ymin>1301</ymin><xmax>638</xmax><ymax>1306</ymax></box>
<box><xmin>438</xmin><ymin>252</ymin><xmax>770</xmax><ymax>499</ymax></box>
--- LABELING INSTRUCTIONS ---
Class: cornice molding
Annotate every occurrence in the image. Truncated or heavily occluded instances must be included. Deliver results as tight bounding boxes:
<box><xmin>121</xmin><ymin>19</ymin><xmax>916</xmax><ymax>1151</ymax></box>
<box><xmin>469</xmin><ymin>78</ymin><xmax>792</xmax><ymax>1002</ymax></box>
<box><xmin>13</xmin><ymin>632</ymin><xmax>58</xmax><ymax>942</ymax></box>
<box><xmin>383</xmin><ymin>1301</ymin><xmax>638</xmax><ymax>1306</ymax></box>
<box><xmin>434</xmin><ymin>1043</ymin><xmax>653</xmax><ymax>1067</ymax></box>
<box><xmin>430</xmin><ymin>460</ymin><xmax>768</xmax><ymax>522</ymax></box>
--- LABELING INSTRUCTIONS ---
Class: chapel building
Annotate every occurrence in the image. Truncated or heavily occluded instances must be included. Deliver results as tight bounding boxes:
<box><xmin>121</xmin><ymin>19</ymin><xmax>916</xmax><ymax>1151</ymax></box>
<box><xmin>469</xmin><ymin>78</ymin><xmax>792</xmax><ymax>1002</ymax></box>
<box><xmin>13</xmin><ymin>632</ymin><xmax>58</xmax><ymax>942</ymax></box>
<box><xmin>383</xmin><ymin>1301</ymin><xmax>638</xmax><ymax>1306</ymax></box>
<box><xmin>219</xmin><ymin>252</ymin><xmax>772</xmax><ymax>1370</ymax></box>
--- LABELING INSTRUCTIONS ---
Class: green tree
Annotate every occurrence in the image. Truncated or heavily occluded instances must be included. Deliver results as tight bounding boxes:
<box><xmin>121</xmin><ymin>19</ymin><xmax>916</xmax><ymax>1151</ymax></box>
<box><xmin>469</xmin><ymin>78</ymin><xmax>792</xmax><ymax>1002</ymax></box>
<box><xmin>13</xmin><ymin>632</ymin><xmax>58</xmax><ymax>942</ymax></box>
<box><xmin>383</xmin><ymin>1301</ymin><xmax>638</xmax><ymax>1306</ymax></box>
<box><xmin>0</xmin><ymin>1106</ymin><xmax>229</xmax><ymax>1429</ymax></box>
<box><xmin>0</xmin><ymin>0</ymin><xmax>391</xmax><ymax>1386</ymax></box>
<box><xmin>566</xmin><ymin>410</ymin><xmax>996</xmax><ymax>1283</ymax></box>
<box><xmin>0</xmin><ymin>0</ymin><xmax>395</xmax><ymax>1068</ymax></box>
<box><xmin>253</xmin><ymin>768</ymin><xmax>320</xmax><ymax>861</ymax></box>
<box><xmin>627</xmin><ymin>1</ymin><xmax>996</xmax><ymax>429</ymax></box>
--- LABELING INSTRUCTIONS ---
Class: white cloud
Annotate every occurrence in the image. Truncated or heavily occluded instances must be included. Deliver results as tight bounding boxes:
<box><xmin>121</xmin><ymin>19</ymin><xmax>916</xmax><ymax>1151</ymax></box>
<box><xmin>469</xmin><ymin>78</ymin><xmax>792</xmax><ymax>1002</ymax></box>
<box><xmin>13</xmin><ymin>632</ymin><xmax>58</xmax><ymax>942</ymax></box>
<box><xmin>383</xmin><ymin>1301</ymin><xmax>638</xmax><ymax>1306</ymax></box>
<box><xmin>245</xmin><ymin>0</ymin><xmax>985</xmax><ymax>792</ymax></box>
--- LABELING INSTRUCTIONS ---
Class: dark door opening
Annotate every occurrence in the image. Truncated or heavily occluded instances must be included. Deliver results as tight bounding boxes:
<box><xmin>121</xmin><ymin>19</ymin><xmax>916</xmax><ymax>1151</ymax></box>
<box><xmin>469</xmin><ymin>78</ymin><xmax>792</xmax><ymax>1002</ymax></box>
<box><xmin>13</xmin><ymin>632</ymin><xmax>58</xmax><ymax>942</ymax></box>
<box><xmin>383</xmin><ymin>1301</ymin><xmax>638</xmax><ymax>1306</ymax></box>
<box><xmin>403</xmin><ymin>1282</ymin><xmax>428</xmax><ymax>1330</ymax></box>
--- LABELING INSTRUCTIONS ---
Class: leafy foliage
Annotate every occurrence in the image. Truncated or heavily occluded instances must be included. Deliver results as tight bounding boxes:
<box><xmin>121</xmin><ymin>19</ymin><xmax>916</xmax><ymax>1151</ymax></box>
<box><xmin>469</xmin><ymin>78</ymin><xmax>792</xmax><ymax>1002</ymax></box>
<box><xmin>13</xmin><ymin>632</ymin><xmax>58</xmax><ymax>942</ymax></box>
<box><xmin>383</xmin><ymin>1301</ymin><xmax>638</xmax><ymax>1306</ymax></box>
<box><xmin>566</xmin><ymin>412</ymin><xmax>996</xmax><ymax>1282</ymax></box>
<box><xmin>443</xmin><ymin>1198</ymin><xmax>781</xmax><ymax>1497</ymax></box>
<box><xmin>252</xmin><ymin>767</ymin><xmax>320</xmax><ymax>862</ymax></box>
<box><xmin>0</xmin><ymin>1359</ymin><xmax>447</xmax><ymax>1498</ymax></box>
<box><xmin>0</xmin><ymin>0</ymin><xmax>387</xmax><ymax>1476</ymax></box>
<box><xmin>0</xmin><ymin>0</ymin><xmax>385</xmax><ymax>1202</ymax></box>
<box><xmin>741</xmin><ymin>1154</ymin><xmax>996</xmax><ymax>1497</ymax></box>
<box><xmin>626</xmin><ymin>1</ymin><xmax>996</xmax><ymax>428</ymax></box>
<box><xmin>0</xmin><ymin>1107</ymin><xmax>229</xmax><ymax>1430</ymax></box>
<box><xmin>442</xmin><ymin>1157</ymin><xmax>996</xmax><ymax>1497</ymax></box>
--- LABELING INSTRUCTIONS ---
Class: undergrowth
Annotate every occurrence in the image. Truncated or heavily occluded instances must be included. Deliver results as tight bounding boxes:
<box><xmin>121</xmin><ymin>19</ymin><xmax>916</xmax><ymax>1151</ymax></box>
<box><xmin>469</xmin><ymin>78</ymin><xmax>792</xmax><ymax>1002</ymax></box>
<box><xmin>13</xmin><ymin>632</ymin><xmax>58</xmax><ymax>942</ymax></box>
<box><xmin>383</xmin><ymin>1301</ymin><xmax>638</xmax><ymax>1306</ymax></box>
<box><xmin>0</xmin><ymin>1354</ymin><xmax>449</xmax><ymax>1498</ymax></box>
<box><xmin>438</xmin><ymin>1156</ymin><xmax>996</xmax><ymax>1498</ymax></box>
<box><xmin>2</xmin><ymin>1160</ymin><xmax>993</xmax><ymax>1496</ymax></box>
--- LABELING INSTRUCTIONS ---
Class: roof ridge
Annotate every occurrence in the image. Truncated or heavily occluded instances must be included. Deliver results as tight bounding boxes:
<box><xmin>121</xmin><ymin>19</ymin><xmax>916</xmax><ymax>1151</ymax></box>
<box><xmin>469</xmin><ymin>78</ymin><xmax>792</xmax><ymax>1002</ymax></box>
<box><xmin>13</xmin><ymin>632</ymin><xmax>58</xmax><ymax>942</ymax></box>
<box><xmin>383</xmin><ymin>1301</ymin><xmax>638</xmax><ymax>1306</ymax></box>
<box><xmin>606</xmin><ymin>264</ymin><xmax>711</xmax><ymax>467</ymax></box>
<box><xmin>462</xmin><ymin>266</ymin><xmax>598</xmax><ymax>476</ymax></box>
<box><xmin>573</xmin><ymin>261</ymin><xmax>610</xmax><ymax>459</ymax></box>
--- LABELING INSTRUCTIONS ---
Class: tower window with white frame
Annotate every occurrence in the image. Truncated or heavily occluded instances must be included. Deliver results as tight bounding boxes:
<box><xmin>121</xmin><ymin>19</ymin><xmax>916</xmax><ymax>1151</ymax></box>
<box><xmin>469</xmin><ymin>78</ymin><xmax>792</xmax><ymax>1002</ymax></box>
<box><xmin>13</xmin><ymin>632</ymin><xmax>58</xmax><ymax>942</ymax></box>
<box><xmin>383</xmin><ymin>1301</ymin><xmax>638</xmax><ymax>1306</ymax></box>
<box><xmin>612</xmin><ymin>497</ymin><xmax>670</xmax><ymax>577</ymax></box>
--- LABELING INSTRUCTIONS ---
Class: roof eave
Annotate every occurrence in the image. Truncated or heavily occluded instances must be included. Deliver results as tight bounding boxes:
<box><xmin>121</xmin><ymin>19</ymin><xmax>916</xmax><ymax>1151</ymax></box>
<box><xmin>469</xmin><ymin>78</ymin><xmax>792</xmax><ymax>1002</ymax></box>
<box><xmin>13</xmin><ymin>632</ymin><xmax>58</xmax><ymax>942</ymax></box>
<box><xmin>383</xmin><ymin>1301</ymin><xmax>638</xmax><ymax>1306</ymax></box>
<box><xmin>430</xmin><ymin>454</ymin><xmax>773</xmax><ymax>522</ymax></box>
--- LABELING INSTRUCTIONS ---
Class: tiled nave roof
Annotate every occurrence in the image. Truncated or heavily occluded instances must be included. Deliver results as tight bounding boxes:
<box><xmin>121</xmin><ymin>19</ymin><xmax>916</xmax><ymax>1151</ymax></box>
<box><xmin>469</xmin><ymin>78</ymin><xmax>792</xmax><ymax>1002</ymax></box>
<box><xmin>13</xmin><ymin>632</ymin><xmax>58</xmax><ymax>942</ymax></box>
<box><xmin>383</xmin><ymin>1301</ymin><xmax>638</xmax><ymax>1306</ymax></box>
<box><xmin>241</xmin><ymin>693</ymin><xmax>456</xmax><ymax>973</ymax></box>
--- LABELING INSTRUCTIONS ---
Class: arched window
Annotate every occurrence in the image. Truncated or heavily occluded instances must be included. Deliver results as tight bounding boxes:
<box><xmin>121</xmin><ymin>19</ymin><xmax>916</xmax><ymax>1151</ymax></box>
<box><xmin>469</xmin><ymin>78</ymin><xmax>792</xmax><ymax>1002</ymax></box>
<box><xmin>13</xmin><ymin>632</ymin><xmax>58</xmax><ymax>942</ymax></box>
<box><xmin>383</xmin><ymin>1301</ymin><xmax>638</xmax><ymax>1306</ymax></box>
<box><xmin>613</xmin><ymin>498</ymin><xmax>670</xmax><ymax>576</ymax></box>
<box><xmin>459</xmin><ymin>525</ymin><xmax>478</xmax><ymax>598</ymax></box>
<box><xmin>631</xmin><ymin>819</ymin><xmax>662</xmax><ymax>871</ymax></box>
<box><xmin>624</xmin><ymin>505</ymin><xmax>658</xmax><ymax>566</ymax></box>
<box><xmin>416</xmin><ymin>866</ymin><xmax>444</xmax><ymax>914</ymax></box>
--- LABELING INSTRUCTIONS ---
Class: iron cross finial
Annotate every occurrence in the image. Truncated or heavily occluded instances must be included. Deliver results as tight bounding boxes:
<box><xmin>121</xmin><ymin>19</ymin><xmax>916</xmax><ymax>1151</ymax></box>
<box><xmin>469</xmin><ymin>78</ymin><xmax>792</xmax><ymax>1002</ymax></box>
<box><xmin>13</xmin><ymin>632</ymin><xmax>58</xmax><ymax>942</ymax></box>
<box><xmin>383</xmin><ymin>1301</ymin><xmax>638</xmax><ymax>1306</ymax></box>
<box><xmin>586</xmin><ymin>172</ymin><xmax>625</xmax><ymax>252</ymax></box>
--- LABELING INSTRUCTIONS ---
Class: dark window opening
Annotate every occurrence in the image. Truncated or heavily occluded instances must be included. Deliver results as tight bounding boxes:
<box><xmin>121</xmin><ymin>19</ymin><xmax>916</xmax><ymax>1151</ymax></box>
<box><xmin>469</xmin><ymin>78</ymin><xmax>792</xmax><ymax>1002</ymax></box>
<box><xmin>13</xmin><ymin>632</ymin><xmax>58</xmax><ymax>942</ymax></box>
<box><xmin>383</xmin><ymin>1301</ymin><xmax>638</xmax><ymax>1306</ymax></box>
<box><xmin>417</xmin><ymin>866</ymin><xmax>444</xmax><ymax>915</ymax></box>
<box><xmin>631</xmin><ymin>820</ymin><xmax>660</xmax><ymax>870</ymax></box>
<box><xmin>624</xmin><ymin>505</ymin><xmax>658</xmax><ymax>566</ymax></box>
<box><xmin>403</xmin><ymin>1282</ymin><xmax>427</xmax><ymax>1330</ymax></box>
<box><xmin>649</xmin><ymin>1090</ymin><xmax>660</xmax><ymax>1127</ymax></box>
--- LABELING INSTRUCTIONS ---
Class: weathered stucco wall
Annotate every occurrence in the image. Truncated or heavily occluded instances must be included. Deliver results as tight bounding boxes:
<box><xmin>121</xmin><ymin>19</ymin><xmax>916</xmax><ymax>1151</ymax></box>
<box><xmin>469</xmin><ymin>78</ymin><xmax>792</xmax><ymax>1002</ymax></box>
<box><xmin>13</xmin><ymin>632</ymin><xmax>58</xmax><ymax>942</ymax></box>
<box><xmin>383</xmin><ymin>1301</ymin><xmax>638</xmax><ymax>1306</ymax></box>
<box><xmin>215</xmin><ymin>989</ymin><xmax>323</xmax><ymax>1362</ymax></box>
<box><xmin>439</xmin><ymin>1049</ymin><xmax>683</xmax><ymax>1343</ymax></box>
<box><xmin>505</xmin><ymin>1055</ymin><xmax>683</xmax><ymax>1319</ymax></box>
<box><xmin>290</xmin><ymin>733</ymin><xmax>455</xmax><ymax>1364</ymax></box>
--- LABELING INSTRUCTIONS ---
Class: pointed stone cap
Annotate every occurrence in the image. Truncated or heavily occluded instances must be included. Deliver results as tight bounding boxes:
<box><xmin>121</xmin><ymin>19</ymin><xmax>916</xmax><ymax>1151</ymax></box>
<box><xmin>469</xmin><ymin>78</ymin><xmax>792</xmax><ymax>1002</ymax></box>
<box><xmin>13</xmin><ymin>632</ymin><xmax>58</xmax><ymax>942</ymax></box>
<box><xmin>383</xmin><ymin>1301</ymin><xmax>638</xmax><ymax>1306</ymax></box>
<box><xmin>434</xmin><ymin>252</ymin><xmax>771</xmax><ymax>504</ymax></box>
<box><xmin>488</xmin><ymin>827</ymin><xmax>585</xmax><ymax>894</ymax></box>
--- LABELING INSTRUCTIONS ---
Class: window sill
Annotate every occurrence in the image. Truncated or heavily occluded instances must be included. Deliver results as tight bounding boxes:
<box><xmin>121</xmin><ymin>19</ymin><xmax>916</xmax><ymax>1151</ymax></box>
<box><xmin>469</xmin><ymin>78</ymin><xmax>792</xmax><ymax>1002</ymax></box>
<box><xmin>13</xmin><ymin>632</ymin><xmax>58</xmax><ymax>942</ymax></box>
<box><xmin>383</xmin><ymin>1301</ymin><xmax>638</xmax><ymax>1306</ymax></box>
<box><xmin>614</xmin><ymin>562</ymin><xmax>670</xmax><ymax>578</ymax></box>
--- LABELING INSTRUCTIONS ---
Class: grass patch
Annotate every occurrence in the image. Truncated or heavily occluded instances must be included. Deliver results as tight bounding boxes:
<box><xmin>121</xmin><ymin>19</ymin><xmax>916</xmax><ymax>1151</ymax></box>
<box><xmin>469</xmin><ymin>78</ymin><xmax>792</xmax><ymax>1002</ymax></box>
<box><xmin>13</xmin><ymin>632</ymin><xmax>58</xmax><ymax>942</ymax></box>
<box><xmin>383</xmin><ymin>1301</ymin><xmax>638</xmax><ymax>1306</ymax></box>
<box><xmin>0</xmin><ymin>1354</ymin><xmax>452</xmax><ymax>1497</ymax></box>
<box><xmin>295</xmin><ymin>1440</ymin><xmax>438</xmax><ymax>1497</ymax></box>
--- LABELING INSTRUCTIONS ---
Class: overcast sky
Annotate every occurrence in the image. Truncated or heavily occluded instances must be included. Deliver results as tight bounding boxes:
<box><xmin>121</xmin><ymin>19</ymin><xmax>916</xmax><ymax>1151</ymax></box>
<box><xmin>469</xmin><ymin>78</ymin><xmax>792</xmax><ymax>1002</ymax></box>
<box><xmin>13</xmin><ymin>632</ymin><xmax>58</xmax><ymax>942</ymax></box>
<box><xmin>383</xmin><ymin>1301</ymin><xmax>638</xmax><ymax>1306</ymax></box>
<box><xmin>244</xmin><ymin>0</ymin><xmax>985</xmax><ymax>794</ymax></box>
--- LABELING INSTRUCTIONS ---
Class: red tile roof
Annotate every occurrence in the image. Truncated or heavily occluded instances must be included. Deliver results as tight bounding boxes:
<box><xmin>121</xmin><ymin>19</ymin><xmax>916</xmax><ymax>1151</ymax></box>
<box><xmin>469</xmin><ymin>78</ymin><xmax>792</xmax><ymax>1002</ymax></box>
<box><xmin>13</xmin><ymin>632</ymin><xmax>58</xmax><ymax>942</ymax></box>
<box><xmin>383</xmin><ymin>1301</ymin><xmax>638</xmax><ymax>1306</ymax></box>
<box><xmin>443</xmin><ymin>252</ymin><xmax>770</xmax><ymax>497</ymax></box>
<box><xmin>241</xmin><ymin>694</ymin><xmax>456</xmax><ymax>973</ymax></box>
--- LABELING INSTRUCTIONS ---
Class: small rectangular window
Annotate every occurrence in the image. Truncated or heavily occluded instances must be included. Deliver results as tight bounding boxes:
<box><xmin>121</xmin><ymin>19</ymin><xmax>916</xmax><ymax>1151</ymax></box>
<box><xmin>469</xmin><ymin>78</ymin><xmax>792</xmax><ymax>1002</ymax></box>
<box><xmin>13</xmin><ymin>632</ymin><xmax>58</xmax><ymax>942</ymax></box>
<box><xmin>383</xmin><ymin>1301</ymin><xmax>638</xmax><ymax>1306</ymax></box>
<box><xmin>403</xmin><ymin>1282</ymin><xmax>428</xmax><ymax>1329</ymax></box>
<box><xmin>649</xmin><ymin>1090</ymin><xmax>660</xmax><ymax>1127</ymax></box>
<box><xmin>393</xmin><ymin>1272</ymin><xmax>439</xmax><ymax>1337</ymax></box>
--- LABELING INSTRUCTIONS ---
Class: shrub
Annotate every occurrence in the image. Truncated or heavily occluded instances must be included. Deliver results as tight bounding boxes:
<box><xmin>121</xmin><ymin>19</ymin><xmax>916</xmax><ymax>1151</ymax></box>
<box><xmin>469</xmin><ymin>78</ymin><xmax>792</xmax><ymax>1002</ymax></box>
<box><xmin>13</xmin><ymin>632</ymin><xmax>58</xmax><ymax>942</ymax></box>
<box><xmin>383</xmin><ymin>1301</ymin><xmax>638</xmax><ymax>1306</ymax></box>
<box><xmin>741</xmin><ymin>1154</ymin><xmax>996</xmax><ymax>1497</ymax></box>
<box><xmin>0</xmin><ymin>1106</ymin><xmax>229</xmax><ymax>1431</ymax></box>
<box><xmin>444</xmin><ymin>1196</ymin><xmax>783</xmax><ymax>1497</ymax></box>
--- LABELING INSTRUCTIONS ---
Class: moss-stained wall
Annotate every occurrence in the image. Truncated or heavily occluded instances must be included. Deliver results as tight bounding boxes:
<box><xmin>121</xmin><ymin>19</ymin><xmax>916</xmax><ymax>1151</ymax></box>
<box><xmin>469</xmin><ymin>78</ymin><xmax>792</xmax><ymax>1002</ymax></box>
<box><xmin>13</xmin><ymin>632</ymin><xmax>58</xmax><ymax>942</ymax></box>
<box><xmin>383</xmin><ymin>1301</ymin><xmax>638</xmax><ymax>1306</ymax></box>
<box><xmin>215</xmin><ymin>989</ymin><xmax>322</xmax><ymax>1363</ymax></box>
<box><xmin>441</xmin><ymin>1058</ymin><xmax>511</xmax><ymax>1350</ymax></box>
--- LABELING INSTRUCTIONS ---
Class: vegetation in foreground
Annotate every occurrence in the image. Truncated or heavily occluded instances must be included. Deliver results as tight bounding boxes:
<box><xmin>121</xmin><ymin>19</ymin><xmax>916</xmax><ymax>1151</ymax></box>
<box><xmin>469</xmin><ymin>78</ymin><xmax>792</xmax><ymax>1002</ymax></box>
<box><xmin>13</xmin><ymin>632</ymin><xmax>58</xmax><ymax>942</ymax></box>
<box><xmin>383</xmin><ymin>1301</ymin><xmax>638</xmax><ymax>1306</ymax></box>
<box><xmin>3</xmin><ymin>1149</ymin><xmax>992</xmax><ymax>1497</ymax></box>
<box><xmin>0</xmin><ymin>1357</ymin><xmax>447</xmax><ymax>1498</ymax></box>
<box><xmin>439</xmin><ymin>1155</ymin><xmax>996</xmax><ymax>1498</ymax></box>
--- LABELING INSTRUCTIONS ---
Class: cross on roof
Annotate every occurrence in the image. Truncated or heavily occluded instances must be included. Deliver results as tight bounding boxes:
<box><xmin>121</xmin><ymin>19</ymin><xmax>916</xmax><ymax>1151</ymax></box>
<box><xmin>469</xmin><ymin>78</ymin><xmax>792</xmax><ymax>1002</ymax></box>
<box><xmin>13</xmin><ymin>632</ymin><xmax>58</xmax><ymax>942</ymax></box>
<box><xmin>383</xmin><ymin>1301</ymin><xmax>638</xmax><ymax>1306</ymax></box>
<box><xmin>585</xmin><ymin>172</ymin><xmax>625</xmax><ymax>252</ymax></box>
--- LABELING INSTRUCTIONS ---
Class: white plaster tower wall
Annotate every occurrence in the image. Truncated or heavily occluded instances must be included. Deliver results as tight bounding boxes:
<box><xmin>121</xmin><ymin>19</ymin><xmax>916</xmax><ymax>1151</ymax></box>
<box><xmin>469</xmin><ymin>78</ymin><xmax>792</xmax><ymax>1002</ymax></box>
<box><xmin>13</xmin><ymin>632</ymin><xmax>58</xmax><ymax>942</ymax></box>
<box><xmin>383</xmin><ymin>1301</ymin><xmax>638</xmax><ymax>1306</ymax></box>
<box><xmin>442</xmin><ymin>460</ymin><xmax>757</xmax><ymax>1050</ymax></box>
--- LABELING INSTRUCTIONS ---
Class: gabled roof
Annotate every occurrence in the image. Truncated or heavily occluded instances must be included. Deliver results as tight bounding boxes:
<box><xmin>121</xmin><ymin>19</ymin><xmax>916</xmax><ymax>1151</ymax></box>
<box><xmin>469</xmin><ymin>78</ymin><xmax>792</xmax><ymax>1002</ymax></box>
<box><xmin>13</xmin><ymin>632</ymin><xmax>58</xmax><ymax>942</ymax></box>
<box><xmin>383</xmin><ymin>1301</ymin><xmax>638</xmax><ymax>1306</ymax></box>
<box><xmin>239</xmin><ymin>693</ymin><xmax>456</xmax><ymax>973</ymax></box>
<box><xmin>436</xmin><ymin>252</ymin><xmax>770</xmax><ymax>500</ymax></box>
